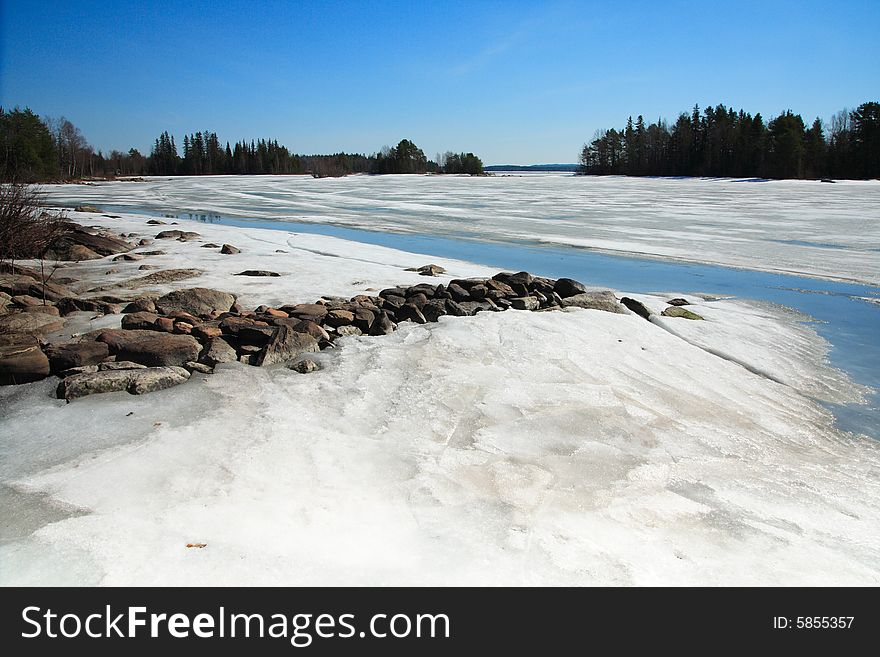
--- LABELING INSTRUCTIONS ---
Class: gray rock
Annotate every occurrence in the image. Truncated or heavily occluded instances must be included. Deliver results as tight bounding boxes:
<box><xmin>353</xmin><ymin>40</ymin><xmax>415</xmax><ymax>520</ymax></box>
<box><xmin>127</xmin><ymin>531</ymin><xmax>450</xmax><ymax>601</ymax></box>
<box><xmin>113</xmin><ymin>253</ymin><xmax>143</xmax><ymax>262</ymax></box>
<box><xmin>0</xmin><ymin>334</ymin><xmax>50</xmax><ymax>385</ymax></box>
<box><xmin>289</xmin><ymin>358</ymin><xmax>320</xmax><ymax>373</ymax></box>
<box><xmin>458</xmin><ymin>301</ymin><xmax>494</xmax><ymax>315</ymax></box>
<box><xmin>620</xmin><ymin>297</ymin><xmax>652</xmax><ymax>320</ymax></box>
<box><xmin>57</xmin><ymin>366</ymin><xmax>191</xmax><ymax>400</ymax></box>
<box><xmin>405</xmin><ymin>264</ymin><xmax>446</xmax><ymax>276</ymax></box>
<box><xmin>155</xmin><ymin>287</ymin><xmax>236</xmax><ymax>317</ymax></box>
<box><xmin>510</xmin><ymin>296</ymin><xmax>540</xmax><ymax>311</ymax></box>
<box><xmin>99</xmin><ymin>361</ymin><xmax>147</xmax><ymax>370</ymax></box>
<box><xmin>667</xmin><ymin>298</ymin><xmax>691</xmax><ymax>306</ymax></box>
<box><xmin>335</xmin><ymin>325</ymin><xmax>363</xmax><ymax>337</ymax></box>
<box><xmin>199</xmin><ymin>337</ymin><xmax>239</xmax><ymax>365</ymax></box>
<box><xmin>220</xmin><ymin>244</ymin><xmax>241</xmax><ymax>254</ymax></box>
<box><xmin>255</xmin><ymin>325</ymin><xmax>319</xmax><ymax>366</ymax></box>
<box><xmin>422</xmin><ymin>298</ymin><xmax>448</xmax><ymax>322</ymax></box>
<box><xmin>561</xmin><ymin>291</ymin><xmax>625</xmax><ymax>313</ymax></box>
<box><xmin>184</xmin><ymin>361</ymin><xmax>214</xmax><ymax>374</ymax></box>
<box><xmin>122</xmin><ymin>297</ymin><xmax>157</xmax><ymax>314</ymax></box>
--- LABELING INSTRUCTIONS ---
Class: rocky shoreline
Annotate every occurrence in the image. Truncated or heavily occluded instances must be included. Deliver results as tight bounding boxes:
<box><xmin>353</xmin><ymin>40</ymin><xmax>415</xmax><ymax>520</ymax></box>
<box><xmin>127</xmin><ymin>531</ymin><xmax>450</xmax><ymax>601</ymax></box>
<box><xmin>1</xmin><ymin>215</ymin><xmax>701</xmax><ymax>401</ymax></box>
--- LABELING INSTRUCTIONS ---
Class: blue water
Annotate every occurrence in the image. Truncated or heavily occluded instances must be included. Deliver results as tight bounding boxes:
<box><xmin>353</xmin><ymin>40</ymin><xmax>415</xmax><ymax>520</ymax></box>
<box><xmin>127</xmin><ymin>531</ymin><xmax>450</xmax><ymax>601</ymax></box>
<box><xmin>106</xmin><ymin>206</ymin><xmax>880</xmax><ymax>439</ymax></box>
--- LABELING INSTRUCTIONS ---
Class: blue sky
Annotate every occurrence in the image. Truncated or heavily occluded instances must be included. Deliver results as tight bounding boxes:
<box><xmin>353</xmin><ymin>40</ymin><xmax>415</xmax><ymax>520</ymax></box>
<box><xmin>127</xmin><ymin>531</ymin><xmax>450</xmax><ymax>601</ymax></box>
<box><xmin>1</xmin><ymin>0</ymin><xmax>878</xmax><ymax>164</ymax></box>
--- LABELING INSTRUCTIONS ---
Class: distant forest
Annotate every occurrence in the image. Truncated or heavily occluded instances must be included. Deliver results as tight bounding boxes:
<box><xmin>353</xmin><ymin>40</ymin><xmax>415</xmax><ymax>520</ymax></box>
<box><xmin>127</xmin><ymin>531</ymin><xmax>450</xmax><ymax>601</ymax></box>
<box><xmin>0</xmin><ymin>108</ymin><xmax>484</xmax><ymax>182</ymax></box>
<box><xmin>579</xmin><ymin>101</ymin><xmax>879</xmax><ymax>179</ymax></box>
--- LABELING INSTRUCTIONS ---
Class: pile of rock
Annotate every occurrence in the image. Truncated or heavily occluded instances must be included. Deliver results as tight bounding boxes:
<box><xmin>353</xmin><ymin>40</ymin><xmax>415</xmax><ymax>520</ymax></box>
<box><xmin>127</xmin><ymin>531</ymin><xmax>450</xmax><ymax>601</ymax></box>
<box><xmin>2</xmin><ymin>267</ymin><xmax>702</xmax><ymax>401</ymax></box>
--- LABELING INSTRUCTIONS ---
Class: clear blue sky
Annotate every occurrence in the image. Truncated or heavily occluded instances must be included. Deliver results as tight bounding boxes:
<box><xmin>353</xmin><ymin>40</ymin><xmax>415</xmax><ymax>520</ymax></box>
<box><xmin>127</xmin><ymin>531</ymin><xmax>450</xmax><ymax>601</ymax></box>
<box><xmin>1</xmin><ymin>0</ymin><xmax>878</xmax><ymax>164</ymax></box>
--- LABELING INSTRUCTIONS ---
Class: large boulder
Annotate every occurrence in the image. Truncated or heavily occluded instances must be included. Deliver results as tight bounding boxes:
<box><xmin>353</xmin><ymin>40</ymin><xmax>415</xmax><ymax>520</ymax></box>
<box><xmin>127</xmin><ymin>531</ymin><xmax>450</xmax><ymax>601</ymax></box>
<box><xmin>57</xmin><ymin>366</ymin><xmax>191</xmax><ymax>400</ymax></box>
<box><xmin>510</xmin><ymin>296</ymin><xmax>540</xmax><ymax>311</ymax></box>
<box><xmin>560</xmin><ymin>291</ymin><xmax>625</xmax><ymax>314</ymax></box>
<box><xmin>155</xmin><ymin>230</ymin><xmax>200</xmax><ymax>240</ymax></box>
<box><xmin>0</xmin><ymin>274</ymin><xmax>73</xmax><ymax>302</ymax></box>
<box><xmin>255</xmin><ymin>326</ymin><xmax>319</xmax><ymax>367</ymax></box>
<box><xmin>620</xmin><ymin>297</ymin><xmax>652</xmax><ymax>320</ymax></box>
<box><xmin>44</xmin><ymin>341</ymin><xmax>110</xmax><ymax>373</ymax></box>
<box><xmin>96</xmin><ymin>329</ymin><xmax>201</xmax><ymax>367</ymax></box>
<box><xmin>56</xmin><ymin>297</ymin><xmax>122</xmax><ymax>316</ymax></box>
<box><xmin>45</xmin><ymin>225</ymin><xmax>131</xmax><ymax>260</ymax></box>
<box><xmin>0</xmin><ymin>312</ymin><xmax>65</xmax><ymax>334</ymax></box>
<box><xmin>155</xmin><ymin>288</ymin><xmax>236</xmax><ymax>317</ymax></box>
<box><xmin>553</xmin><ymin>278</ymin><xmax>588</xmax><ymax>298</ymax></box>
<box><xmin>121</xmin><ymin>311</ymin><xmax>160</xmax><ymax>330</ymax></box>
<box><xmin>0</xmin><ymin>334</ymin><xmax>50</xmax><ymax>385</ymax></box>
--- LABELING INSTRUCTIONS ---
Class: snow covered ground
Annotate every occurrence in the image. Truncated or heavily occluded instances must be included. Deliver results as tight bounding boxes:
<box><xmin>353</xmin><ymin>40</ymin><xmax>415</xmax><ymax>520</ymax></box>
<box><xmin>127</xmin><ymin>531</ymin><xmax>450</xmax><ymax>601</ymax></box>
<box><xmin>2</xmin><ymin>210</ymin><xmax>878</xmax><ymax>586</ymax></box>
<box><xmin>40</xmin><ymin>174</ymin><xmax>880</xmax><ymax>285</ymax></box>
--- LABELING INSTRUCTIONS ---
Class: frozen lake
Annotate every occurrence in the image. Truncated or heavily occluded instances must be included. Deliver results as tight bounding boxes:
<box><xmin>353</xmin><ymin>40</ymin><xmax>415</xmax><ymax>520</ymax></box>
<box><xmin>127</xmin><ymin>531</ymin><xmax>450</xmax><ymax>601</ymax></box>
<box><xmin>42</xmin><ymin>174</ymin><xmax>880</xmax><ymax>439</ymax></box>
<box><xmin>45</xmin><ymin>173</ymin><xmax>880</xmax><ymax>284</ymax></box>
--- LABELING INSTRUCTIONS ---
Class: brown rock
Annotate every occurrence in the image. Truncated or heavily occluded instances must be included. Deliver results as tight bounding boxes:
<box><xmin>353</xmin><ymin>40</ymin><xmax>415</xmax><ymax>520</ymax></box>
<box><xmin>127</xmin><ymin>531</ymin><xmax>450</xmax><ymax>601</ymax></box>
<box><xmin>155</xmin><ymin>288</ymin><xmax>236</xmax><ymax>317</ymax></box>
<box><xmin>44</xmin><ymin>341</ymin><xmax>110</xmax><ymax>373</ymax></box>
<box><xmin>0</xmin><ymin>334</ymin><xmax>50</xmax><ymax>385</ymax></box>
<box><xmin>255</xmin><ymin>325</ymin><xmax>319</xmax><ymax>366</ymax></box>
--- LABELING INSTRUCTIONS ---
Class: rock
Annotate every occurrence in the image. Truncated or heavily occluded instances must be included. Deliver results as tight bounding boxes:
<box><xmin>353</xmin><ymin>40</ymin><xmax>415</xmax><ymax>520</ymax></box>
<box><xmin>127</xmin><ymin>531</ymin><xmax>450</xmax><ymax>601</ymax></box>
<box><xmin>352</xmin><ymin>307</ymin><xmax>376</xmax><ymax>332</ymax></box>
<box><xmin>0</xmin><ymin>334</ymin><xmax>50</xmax><ymax>385</ymax></box>
<box><xmin>405</xmin><ymin>264</ymin><xmax>446</xmax><ymax>276</ymax></box>
<box><xmin>458</xmin><ymin>301</ymin><xmax>494</xmax><ymax>315</ymax></box>
<box><xmin>380</xmin><ymin>294</ymin><xmax>406</xmax><ymax>311</ymax></box>
<box><xmin>283</xmin><ymin>303</ymin><xmax>328</xmax><ymax>322</ymax></box>
<box><xmin>220</xmin><ymin>244</ymin><xmax>240</xmax><ymax>254</ymax></box>
<box><xmin>138</xmin><ymin>264</ymin><xmax>159</xmax><ymax>270</ymax></box>
<box><xmin>57</xmin><ymin>366</ymin><xmax>191</xmax><ymax>400</ymax></box>
<box><xmin>202</xmin><ymin>243</ymin><xmax>220</xmax><ymax>248</ymax></box>
<box><xmin>506</xmin><ymin>271</ymin><xmax>534</xmax><ymax>291</ymax></box>
<box><xmin>667</xmin><ymin>298</ymin><xmax>691</xmax><ymax>306</ymax></box>
<box><xmin>379</xmin><ymin>287</ymin><xmax>409</xmax><ymax>299</ymax></box>
<box><xmin>370</xmin><ymin>312</ymin><xmax>396</xmax><ymax>335</ymax></box>
<box><xmin>192</xmin><ymin>325</ymin><xmax>223</xmax><ymax>340</ymax></box>
<box><xmin>11</xmin><ymin>294</ymin><xmax>43</xmax><ymax>307</ymax></box>
<box><xmin>444</xmin><ymin>299</ymin><xmax>468</xmax><ymax>317</ymax></box>
<box><xmin>289</xmin><ymin>358</ymin><xmax>320</xmax><ymax>373</ymax></box>
<box><xmin>288</xmin><ymin>319</ymin><xmax>330</xmax><ymax>343</ymax></box>
<box><xmin>97</xmin><ymin>329</ymin><xmax>201</xmax><ymax>367</ymax></box>
<box><xmin>469</xmin><ymin>285</ymin><xmax>488</xmax><ymax>300</ymax></box>
<box><xmin>255</xmin><ymin>325</ymin><xmax>319</xmax><ymax>366</ymax></box>
<box><xmin>22</xmin><ymin>304</ymin><xmax>61</xmax><ymax>316</ymax></box>
<box><xmin>137</xmin><ymin>250</ymin><xmax>166</xmax><ymax>256</ymax></box>
<box><xmin>510</xmin><ymin>296</ymin><xmax>540</xmax><ymax>311</ymax></box>
<box><xmin>56</xmin><ymin>297</ymin><xmax>121</xmax><ymax>316</ymax></box>
<box><xmin>447</xmin><ymin>282</ymin><xmax>470</xmax><ymax>301</ymax></box>
<box><xmin>74</xmin><ymin>205</ymin><xmax>102</xmax><ymax>213</ymax></box>
<box><xmin>44</xmin><ymin>341</ymin><xmax>110</xmax><ymax>373</ymax></box>
<box><xmin>561</xmin><ymin>291</ymin><xmax>625</xmax><ymax>314</ymax></box>
<box><xmin>154</xmin><ymin>317</ymin><xmax>175</xmax><ymax>332</ymax></box>
<box><xmin>661</xmin><ymin>307</ymin><xmax>704</xmax><ymax>320</ymax></box>
<box><xmin>45</xmin><ymin>225</ymin><xmax>131</xmax><ymax>260</ymax></box>
<box><xmin>219</xmin><ymin>316</ymin><xmax>269</xmax><ymax>335</ymax></box>
<box><xmin>121</xmin><ymin>312</ymin><xmax>159</xmax><ymax>330</ymax></box>
<box><xmin>155</xmin><ymin>288</ymin><xmax>236</xmax><ymax>317</ymax></box>
<box><xmin>155</xmin><ymin>230</ymin><xmax>201</xmax><ymax>240</ymax></box>
<box><xmin>275</xmin><ymin>249</ymin><xmax>287</xmax><ymax>253</ymax></box>
<box><xmin>138</xmin><ymin>239</ymin><xmax>153</xmax><ymax>246</ymax></box>
<box><xmin>553</xmin><ymin>278</ymin><xmax>588</xmax><ymax>298</ymax></box>
<box><xmin>407</xmin><ymin>283</ymin><xmax>437</xmax><ymax>298</ymax></box>
<box><xmin>421</xmin><ymin>299</ymin><xmax>448</xmax><ymax>322</ymax></box>
<box><xmin>146</xmin><ymin>219</ymin><xmax>166</xmax><ymax>225</ymax></box>
<box><xmin>335</xmin><ymin>325</ymin><xmax>363</xmax><ymax>337</ymax></box>
<box><xmin>99</xmin><ymin>361</ymin><xmax>147</xmax><ymax>370</ymax></box>
<box><xmin>199</xmin><ymin>337</ymin><xmax>238</xmax><ymax>365</ymax></box>
<box><xmin>0</xmin><ymin>312</ymin><xmax>65</xmax><ymax>334</ymax></box>
<box><xmin>122</xmin><ymin>297</ymin><xmax>157</xmax><ymax>314</ymax></box>
<box><xmin>113</xmin><ymin>253</ymin><xmax>143</xmax><ymax>262</ymax></box>
<box><xmin>235</xmin><ymin>270</ymin><xmax>280</xmax><ymax>277</ymax></box>
<box><xmin>237</xmin><ymin>326</ymin><xmax>276</xmax><ymax>345</ymax></box>
<box><xmin>58</xmin><ymin>365</ymin><xmax>99</xmax><ymax>377</ymax></box>
<box><xmin>620</xmin><ymin>297</ymin><xmax>652</xmax><ymax>319</ymax></box>
<box><xmin>396</xmin><ymin>303</ymin><xmax>427</xmax><ymax>323</ymax></box>
<box><xmin>261</xmin><ymin>307</ymin><xmax>288</xmax><ymax>318</ymax></box>
<box><xmin>485</xmin><ymin>279</ymin><xmax>516</xmax><ymax>297</ymax></box>
<box><xmin>324</xmin><ymin>309</ymin><xmax>355</xmax><ymax>327</ymax></box>
<box><xmin>125</xmin><ymin>269</ymin><xmax>203</xmax><ymax>289</ymax></box>
<box><xmin>0</xmin><ymin>274</ymin><xmax>74</xmax><ymax>302</ymax></box>
<box><xmin>184</xmin><ymin>361</ymin><xmax>213</xmax><ymax>374</ymax></box>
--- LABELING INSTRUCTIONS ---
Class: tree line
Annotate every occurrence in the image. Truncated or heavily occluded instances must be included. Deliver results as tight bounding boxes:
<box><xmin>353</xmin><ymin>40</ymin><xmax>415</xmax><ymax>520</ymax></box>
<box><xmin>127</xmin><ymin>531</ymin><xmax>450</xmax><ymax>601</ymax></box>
<box><xmin>579</xmin><ymin>101</ymin><xmax>879</xmax><ymax>179</ymax></box>
<box><xmin>0</xmin><ymin>107</ymin><xmax>483</xmax><ymax>181</ymax></box>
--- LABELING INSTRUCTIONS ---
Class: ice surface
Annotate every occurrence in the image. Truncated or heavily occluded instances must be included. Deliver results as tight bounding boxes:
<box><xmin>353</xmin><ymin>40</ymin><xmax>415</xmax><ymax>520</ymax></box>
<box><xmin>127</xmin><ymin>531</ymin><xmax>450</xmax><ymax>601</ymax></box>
<box><xmin>40</xmin><ymin>174</ymin><xmax>880</xmax><ymax>285</ymax></box>
<box><xmin>2</xmin><ymin>211</ymin><xmax>879</xmax><ymax>585</ymax></box>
